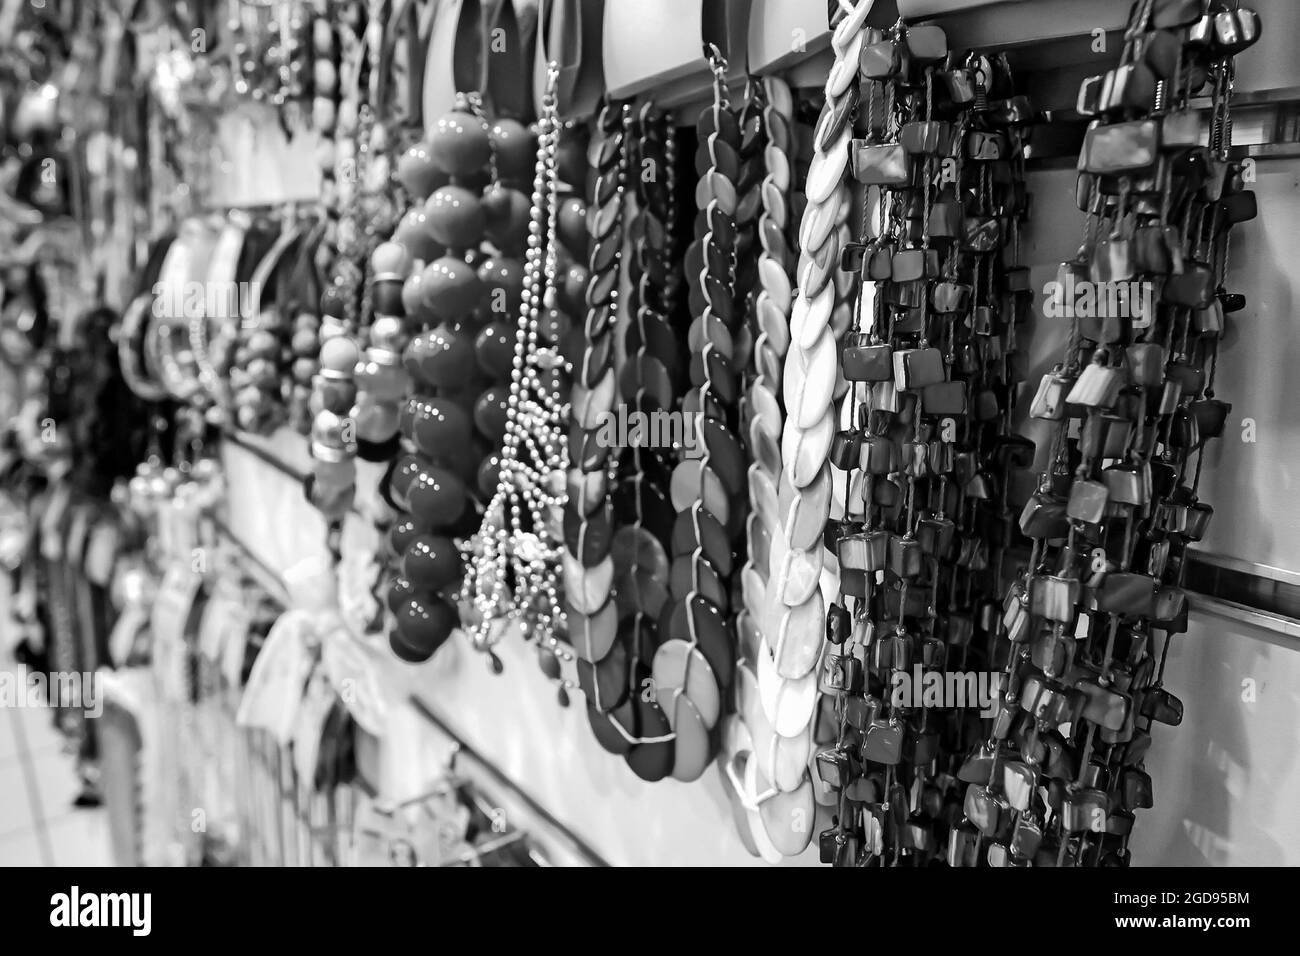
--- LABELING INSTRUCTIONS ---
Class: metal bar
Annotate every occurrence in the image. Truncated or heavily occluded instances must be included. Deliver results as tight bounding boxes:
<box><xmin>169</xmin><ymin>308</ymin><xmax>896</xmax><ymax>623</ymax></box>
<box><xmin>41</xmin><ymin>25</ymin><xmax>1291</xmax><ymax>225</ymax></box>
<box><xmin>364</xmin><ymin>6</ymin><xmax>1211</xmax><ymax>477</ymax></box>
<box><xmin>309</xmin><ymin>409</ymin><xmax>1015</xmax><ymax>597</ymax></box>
<box><xmin>1191</xmin><ymin>595</ymin><xmax>1300</xmax><ymax>648</ymax></box>
<box><xmin>408</xmin><ymin>697</ymin><xmax>609</xmax><ymax>868</ymax></box>
<box><xmin>223</xmin><ymin>429</ymin><xmax>309</xmax><ymax>483</ymax></box>
<box><xmin>1187</xmin><ymin>550</ymin><xmax>1300</xmax><ymax>590</ymax></box>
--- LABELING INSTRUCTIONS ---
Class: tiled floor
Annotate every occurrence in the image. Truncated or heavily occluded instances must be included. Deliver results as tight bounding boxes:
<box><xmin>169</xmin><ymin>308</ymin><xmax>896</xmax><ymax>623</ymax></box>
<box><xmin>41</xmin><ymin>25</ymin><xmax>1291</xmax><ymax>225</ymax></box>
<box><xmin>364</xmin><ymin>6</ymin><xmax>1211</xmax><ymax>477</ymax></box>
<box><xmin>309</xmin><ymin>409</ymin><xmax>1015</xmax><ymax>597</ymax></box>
<box><xmin>0</xmin><ymin>691</ymin><xmax>113</xmax><ymax>866</ymax></box>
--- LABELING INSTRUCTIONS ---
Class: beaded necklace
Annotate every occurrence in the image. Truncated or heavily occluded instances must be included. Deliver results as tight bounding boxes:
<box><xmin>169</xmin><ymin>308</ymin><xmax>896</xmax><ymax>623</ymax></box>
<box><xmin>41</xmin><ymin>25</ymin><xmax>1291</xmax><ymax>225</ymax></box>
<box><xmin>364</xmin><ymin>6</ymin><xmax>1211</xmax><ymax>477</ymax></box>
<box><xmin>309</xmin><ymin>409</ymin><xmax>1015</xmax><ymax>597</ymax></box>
<box><xmin>461</xmin><ymin>64</ymin><xmax>569</xmax><ymax>656</ymax></box>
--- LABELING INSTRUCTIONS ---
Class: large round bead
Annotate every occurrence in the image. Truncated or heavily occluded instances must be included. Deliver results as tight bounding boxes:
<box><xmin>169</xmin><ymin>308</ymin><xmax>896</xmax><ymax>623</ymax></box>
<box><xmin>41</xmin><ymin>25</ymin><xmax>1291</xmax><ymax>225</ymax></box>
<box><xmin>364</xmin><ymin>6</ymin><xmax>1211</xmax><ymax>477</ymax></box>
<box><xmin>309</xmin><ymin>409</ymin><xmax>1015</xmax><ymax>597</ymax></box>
<box><xmin>319</xmin><ymin>336</ymin><xmax>359</xmax><ymax>378</ymax></box>
<box><xmin>556</xmin><ymin>127</ymin><xmax>590</xmax><ymax>188</ymax></box>
<box><xmin>474</xmin><ymin>321</ymin><xmax>516</xmax><ymax>380</ymax></box>
<box><xmin>424</xmin><ymin>185</ymin><xmax>486</xmax><ymax>249</ymax></box>
<box><xmin>388</xmin><ymin>454</ymin><xmax>425</xmax><ymax>509</ymax></box>
<box><xmin>406</xmin><ymin>464</ymin><xmax>468</xmax><ymax>527</ymax></box>
<box><xmin>472</xmin><ymin>387</ymin><xmax>509</xmax><ymax>443</ymax></box>
<box><xmin>560</xmin><ymin>262</ymin><xmax>589</xmax><ymax>316</ymax></box>
<box><xmin>390</xmin><ymin>593</ymin><xmax>458</xmax><ymax>662</ymax></box>
<box><xmin>386</xmin><ymin>576</ymin><xmax>416</xmax><ymax>615</ymax></box>
<box><xmin>402</xmin><ymin>534</ymin><xmax>463</xmax><ymax>592</ymax></box>
<box><xmin>476</xmin><ymin>256</ymin><xmax>525</xmax><ymax>322</ymax></box>
<box><xmin>411</xmin><ymin>322</ymin><xmax>476</xmax><ymax>389</ymax></box>
<box><xmin>393</xmin><ymin>207</ymin><xmax>445</xmax><ymax>265</ymax></box>
<box><xmin>395</xmin><ymin>143</ymin><xmax>448</xmax><ymax>201</ymax></box>
<box><xmin>369</xmin><ymin>315</ymin><xmax>409</xmax><ymax>356</ymax></box>
<box><xmin>405</xmin><ymin>397</ymin><xmax>473</xmax><ymax>458</ymax></box>
<box><xmin>371</xmin><ymin>241</ymin><xmax>413</xmax><ymax>282</ymax></box>
<box><xmin>489</xmin><ymin>118</ymin><xmax>537</xmax><ymax>185</ymax></box>
<box><xmin>400</xmin><ymin>271</ymin><xmax>432</xmax><ymax>325</ymax></box>
<box><xmin>476</xmin><ymin>451</ymin><xmax>502</xmax><ymax>498</ymax></box>
<box><xmin>426</xmin><ymin>108</ymin><xmax>491</xmax><ymax>177</ymax></box>
<box><xmin>419</xmin><ymin>255</ymin><xmax>485</xmax><ymax>320</ymax></box>
<box><xmin>557</xmin><ymin>195</ymin><xmax>588</xmax><ymax>253</ymax></box>
<box><xmin>354</xmin><ymin>393</ymin><xmax>401</xmax><ymax>440</ymax></box>
<box><xmin>480</xmin><ymin>185</ymin><xmax>531</xmax><ymax>254</ymax></box>
<box><xmin>389</xmin><ymin>518</ymin><xmax>424</xmax><ymax>558</ymax></box>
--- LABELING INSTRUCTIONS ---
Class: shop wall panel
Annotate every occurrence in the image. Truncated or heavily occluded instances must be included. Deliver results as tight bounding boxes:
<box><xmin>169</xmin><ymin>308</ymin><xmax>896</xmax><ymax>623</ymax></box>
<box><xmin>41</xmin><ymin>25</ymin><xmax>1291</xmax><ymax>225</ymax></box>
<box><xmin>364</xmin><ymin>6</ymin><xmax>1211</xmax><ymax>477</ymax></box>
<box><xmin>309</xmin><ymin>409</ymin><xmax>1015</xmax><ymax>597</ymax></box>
<box><xmin>1130</xmin><ymin>610</ymin><xmax>1300</xmax><ymax>867</ymax></box>
<box><xmin>1020</xmin><ymin>162</ymin><xmax>1300</xmax><ymax>867</ymax></box>
<box><xmin>212</xmin><ymin>15</ymin><xmax>1300</xmax><ymax>861</ymax></box>
<box><xmin>223</xmin><ymin>436</ymin><xmax>819</xmax><ymax>865</ymax></box>
<box><xmin>222</xmin><ymin>147</ymin><xmax>1300</xmax><ymax>865</ymax></box>
<box><xmin>1019</xmin><ymin>162</ymin><xmax>1300</xmax><ymax>575</ymax></box>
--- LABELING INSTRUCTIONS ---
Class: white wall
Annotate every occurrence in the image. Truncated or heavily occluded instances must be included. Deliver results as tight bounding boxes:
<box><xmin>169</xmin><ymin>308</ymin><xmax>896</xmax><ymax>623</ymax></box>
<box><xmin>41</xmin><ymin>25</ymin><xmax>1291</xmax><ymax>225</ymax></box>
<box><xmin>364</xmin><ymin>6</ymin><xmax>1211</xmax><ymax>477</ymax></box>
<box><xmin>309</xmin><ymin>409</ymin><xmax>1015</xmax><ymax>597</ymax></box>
<box><xmin>1020</xmin><ymin>162</ymin><xmax>1300</xmax><ymax>866</ymax></box>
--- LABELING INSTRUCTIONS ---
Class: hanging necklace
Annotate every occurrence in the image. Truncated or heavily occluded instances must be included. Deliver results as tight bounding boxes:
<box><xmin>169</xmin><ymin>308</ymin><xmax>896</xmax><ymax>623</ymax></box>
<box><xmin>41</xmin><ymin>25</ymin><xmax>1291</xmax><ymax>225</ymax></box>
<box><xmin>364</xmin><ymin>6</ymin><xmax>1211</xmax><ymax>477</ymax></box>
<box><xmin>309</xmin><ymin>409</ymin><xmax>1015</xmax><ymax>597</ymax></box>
<box><xmin>460</xmin><ymin>63</ymin><xmax>569</xmax><ymax>657</ymax></box>
<box><xmin>588</xmin><ymin>100</ymin><xmax>686</xmax><ymax>778</ymax></box>
<box><xmin>227</xmin><ymin>0</ymin><xmax>308</xmax><ymax>107</ymax></box>
<box><xmin>561</xmin><ymin>98</ymin><xmax>631</xmax><ymax>718</ymax></box>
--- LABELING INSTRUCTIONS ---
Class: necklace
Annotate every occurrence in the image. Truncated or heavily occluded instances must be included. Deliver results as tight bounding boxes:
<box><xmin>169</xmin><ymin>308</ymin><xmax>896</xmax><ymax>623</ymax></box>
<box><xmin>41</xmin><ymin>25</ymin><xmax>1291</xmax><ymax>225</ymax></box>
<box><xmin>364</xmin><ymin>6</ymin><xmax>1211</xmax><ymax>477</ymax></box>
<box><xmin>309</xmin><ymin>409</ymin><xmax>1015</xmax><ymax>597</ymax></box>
<box><xmin>459</xmin><ymin>63</ymin><xmax>569</xmax><ymax>658</ymax></box>
<box><xmin>723</xmin><ymin>67</ymin><xmax>831</xmax><ymax>861</ymax></box>
<box><xmin>969</xmin><ymin>0</ymin><xmax>1259</xmax><ymax>868</ymax></box>
<box><xmin>572</xmin><ymin>99</ymin><xmax>686</xmax><ymax>778</ymax></box>
<box><xmin>227</xmin><ymin>0</ymin><xmax>309</xmax><ymax>107</ymax></box>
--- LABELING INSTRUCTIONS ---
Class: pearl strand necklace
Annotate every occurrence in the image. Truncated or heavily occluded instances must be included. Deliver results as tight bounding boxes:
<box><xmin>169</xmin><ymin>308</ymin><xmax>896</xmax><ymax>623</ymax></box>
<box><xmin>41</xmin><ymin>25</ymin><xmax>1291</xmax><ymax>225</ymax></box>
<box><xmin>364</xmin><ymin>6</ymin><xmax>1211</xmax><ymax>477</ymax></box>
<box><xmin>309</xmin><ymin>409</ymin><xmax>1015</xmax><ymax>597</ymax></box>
<box><xmin>462</xmin><ymin>65</ymin><xmax>569</xmax><ymax>653</ymax></box>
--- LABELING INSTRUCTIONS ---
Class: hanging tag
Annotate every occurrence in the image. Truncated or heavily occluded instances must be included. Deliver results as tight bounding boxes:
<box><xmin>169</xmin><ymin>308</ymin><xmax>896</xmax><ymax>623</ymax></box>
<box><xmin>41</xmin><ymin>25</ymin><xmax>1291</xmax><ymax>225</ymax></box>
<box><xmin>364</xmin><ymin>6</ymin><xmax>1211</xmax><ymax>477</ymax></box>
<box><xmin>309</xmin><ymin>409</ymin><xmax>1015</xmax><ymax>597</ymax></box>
<box><xmin>321</xmin><ymin>622</ymin><xmax>389</xmax><ymax>737</ymax></box>
<box><xmin>292</xmin><ymin>668</ymin><xmax>340</xmax><ymax>785</ymax></box>
<box><xmin>236</xmin><ymin>610</ymin><xmax>316</xmax><ymax>746</ymax></box>
<box><xmin>150</xmin><ymin>560</ymin><xmax>204</xmax><ymax>649</ymax></box>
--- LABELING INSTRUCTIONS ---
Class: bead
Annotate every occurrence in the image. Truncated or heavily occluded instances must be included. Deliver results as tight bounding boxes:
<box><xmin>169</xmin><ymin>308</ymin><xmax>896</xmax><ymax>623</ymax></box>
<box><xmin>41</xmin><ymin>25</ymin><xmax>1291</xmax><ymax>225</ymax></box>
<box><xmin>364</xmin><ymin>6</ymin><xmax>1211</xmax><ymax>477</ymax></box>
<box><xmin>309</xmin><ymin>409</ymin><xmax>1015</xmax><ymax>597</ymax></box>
<box><xmin>314</xmin><ymin>456</ymin><xmax>356</xmax><ymax>490</ymax></box>
<box><xmin>312</xmin><ymin>97</ymin><xmax>337</xmax><ymax>132</ymax></box>
<box><xmin>320</xmin><ymin>284</ymin><xmax>347</xmax><ymax>320</ymax></box>
<box><xmin>392</xmin><ymin>207</ymin><xmax>445</xmax><ymax>265</ymax></box>
<box><xmin>489</xmin><ymin>117</ymin><xmax>537</xmax><ymax>184</ymax></box>
<box><xmin>402</xmin><ymin>534</ymin><xmax>463</xmax><ymax>592</ymax></box>
<box><xmin>313</xmin><ymin>59</ymin><xmax>337</xmax><ymax>94</ymax></box>
<box><xmin>319</xmin><ymin>336</ymin><xmax>360</xmax><ymax>376</ymax></box>
<box><xmin>406</xmin><ymin>396</ymin><xmax>474</xmax><ymax>458</ymax></box>
<box><xmin>292</xmin><ymin>357</ymin><xmax>318</xmax><ymax>381</ymax></box>
<box><xmin>395</xmin><ymin>143</ymin><xmax>447</xmax><ymax>201</ymax></box>
<box><xmin>476</xmin><ymin>452</ymin><xmax>503</xmax><ymax>498</ymax></box>
<box><xmin>476</xmin><ymin>256</ymin><xmax>526</xmax><ymax>321</ymax></box>
<box><xmin>312</xmin><ymin>20</ymin><xmax>334</xmax><ymax>54</ymax></box>
<box><xmin>427</xmin><ymin>107</ymin><xmax>492</xmax><ymax>177</ymax></box>
<box><xmin>473</xmin><ymin>387</ymin><xmax>510</xmax><ymax>443</ymax></box>
<box><xmin>406</xmin><ymin>465</ymin><xmax>468</xmax><ymax>527</ymax></box>
<box><xmin>388</xmin><ymin>454</ymin><xmax>426</xmax><ymax>509</ymax></box>
<box><xmin>474</xmin><ymin>321</ymin><xmax>517</xmax><ymax>381</ymax></box>
<box><xmin>410</xmin><ymin>321</ymin><xmax>476</xmax><ymax>389</ymax></box>
<box><xmin>246</xmin><ymin>330</ymin><xmax>280</xmax><ymax>359</ymax></box>
<box><xmin>371</xmin><ymin>241</ymin><xmax>414</xmax><ymax>280</ymax></box>
<box><xmin>419</xmin><ymin>255</ymin><xmax>486</xmax><ymax>320</ymax></box>
<box><xmin>353</xmin><ymin>393</ymin><xmax>401</xmax><ymax>439</ymax></box>
<box><xmin>424</xmin><ymin>185</ymin><xmax>486</xmax><ymax>249</ymax></box>
<box><xmin>556</xmin><ymin>195</ymin><xmax>588</xmax><ymax>252</ymax></box>
<box><xmin>481</xmin><ymin>185</ymin><xmax>531</xmax><ymax>254</ymax></box>
<box><xmin>368</xmin><ymin>315</ymin><xmax>409</xmax><ymax>355</ymax></box>
<box><xmin>391</xmin><ymin>593</ymin><xmax>458</xmax><ymax>662</ymax></box>
<box><xmin>311</xmin><ymin>409</ymin><xmax>355</xmax><ymax>461</ymax></box>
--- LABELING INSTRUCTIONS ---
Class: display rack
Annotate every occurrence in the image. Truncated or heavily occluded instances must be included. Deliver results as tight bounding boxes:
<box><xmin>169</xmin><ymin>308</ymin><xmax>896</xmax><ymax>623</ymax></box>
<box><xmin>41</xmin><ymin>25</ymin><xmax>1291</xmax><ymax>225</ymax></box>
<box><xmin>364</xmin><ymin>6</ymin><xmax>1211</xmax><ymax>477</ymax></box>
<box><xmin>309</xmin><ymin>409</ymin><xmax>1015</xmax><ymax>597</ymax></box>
<box><xmin>212</xmin><ymin>479</ymin><xmax>611</xmax><ymax>866</ymax></box>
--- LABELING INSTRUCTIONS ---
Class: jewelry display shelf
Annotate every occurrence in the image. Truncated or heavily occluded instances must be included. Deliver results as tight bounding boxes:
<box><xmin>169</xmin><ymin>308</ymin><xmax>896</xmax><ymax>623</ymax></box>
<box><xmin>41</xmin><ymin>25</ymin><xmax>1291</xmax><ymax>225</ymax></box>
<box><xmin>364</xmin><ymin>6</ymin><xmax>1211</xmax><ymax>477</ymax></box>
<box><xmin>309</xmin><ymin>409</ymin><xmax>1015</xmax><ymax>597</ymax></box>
<box><xmin>211</xmin><ymin>457</ymin><xmax>606</xmax><ymax>867</ymax></box>
<box><xmin>219</xmin><ymin>428</ymin><xmax>806</xmax><ymax>865</ymax></box>
<box><xmin>217</xmin><ymin>402</ymin><xmax>1300</xmax><ymax>865</ymax></box>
